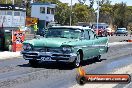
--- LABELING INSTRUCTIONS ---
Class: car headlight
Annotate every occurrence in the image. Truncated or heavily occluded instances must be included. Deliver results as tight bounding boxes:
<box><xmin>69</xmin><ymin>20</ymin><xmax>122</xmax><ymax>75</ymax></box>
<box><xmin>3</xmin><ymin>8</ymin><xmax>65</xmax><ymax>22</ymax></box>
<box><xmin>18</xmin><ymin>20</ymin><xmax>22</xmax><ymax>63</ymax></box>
<box><xmin>23</xmin><ymin>44</ymin><xmax>32</xmax><ymax>50</ymax></box>
<box><xmin>62</xmin><ymin>47</ymin><xmax>72</xmax><ymax>52</ymax></box>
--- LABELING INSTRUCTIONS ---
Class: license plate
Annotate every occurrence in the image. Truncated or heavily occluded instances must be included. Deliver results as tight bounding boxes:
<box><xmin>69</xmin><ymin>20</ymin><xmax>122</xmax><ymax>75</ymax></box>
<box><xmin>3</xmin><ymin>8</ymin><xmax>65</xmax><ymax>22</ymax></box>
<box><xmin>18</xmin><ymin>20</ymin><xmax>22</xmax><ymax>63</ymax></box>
<box><xmin>41</xmin><ymin>57</ymin><xmax>52</xmax><ymax>61</ymax></box>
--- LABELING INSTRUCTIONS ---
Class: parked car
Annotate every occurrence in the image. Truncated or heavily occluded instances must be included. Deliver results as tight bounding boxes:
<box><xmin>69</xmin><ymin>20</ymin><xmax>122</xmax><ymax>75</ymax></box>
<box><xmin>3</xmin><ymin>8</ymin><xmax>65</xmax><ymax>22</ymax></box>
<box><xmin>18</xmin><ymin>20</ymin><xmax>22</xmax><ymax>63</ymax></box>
<box><xmin>106</xmin><ymin>28</ymin><xmax>115</xmax><ymax>36</ymax></box>
<box><xmin>94</xmin><ymin>28</ymin><xmax>107</xmax><ymax>37</ymax></box>
<box><xmin>115</xmin><ymin>28</ymin><xmax>128</xmax><ymax>36</ymax></box>
<box><xmin>92</xmin><ymin>23</ymin><xmax>108</xmax><ymax>37</ymax></box>
<box><xmin>21</xmin><ymin>26</ymin><xmax>109</xmax><ymax>67</ymax></box>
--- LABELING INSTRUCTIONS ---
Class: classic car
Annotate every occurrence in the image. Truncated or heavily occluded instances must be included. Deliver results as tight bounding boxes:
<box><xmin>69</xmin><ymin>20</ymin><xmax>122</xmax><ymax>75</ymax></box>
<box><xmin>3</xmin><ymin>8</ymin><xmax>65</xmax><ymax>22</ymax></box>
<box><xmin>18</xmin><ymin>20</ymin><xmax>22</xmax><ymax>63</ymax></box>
<box><xmin>92</xmin><ymin>23</ymin><xmax>108</xmax><ymax>37</ymax></box>
<box><xmin>94</xmin><ymin>28</ymin><xmax>107</xmax><ymax>37</ymax></box>
<box><xmin>21</xmin><ymin>26</ymin><xmax>109</xmax><ymax>67</ymax></box>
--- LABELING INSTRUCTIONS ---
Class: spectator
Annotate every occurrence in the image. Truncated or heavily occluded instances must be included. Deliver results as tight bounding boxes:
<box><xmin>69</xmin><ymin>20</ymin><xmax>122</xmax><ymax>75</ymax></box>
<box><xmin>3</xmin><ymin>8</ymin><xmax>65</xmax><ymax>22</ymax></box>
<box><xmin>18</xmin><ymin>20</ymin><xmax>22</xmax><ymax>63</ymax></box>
<box><xmin>33</xmin><ymin>23</ymin><xmax>38</xmax><ymax>35</ymax></box>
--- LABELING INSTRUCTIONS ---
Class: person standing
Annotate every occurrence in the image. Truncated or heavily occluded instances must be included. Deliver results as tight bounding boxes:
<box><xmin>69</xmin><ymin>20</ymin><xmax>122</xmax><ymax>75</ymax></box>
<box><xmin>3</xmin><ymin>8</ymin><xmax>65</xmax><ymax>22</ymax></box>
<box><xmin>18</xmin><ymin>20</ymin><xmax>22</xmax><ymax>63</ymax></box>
<box><xmin>33</xmin><ymin>23</ymin><xmax>38</xmax><ymax>35</ymax></box>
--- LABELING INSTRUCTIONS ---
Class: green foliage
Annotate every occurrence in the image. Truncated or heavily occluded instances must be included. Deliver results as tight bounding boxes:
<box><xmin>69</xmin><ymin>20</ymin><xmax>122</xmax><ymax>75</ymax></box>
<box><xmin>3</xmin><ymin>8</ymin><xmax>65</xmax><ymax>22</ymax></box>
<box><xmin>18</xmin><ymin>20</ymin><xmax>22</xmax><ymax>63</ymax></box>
<box><xmin>55</xmin><ymin>3</ymin><xmax>70</xmax><ymax>25</ymax></box>
<box><xmin>74</xmin><ymin>4</ymin><xmax>88</xmax><ymax>22</ymax></box>
<box><xmin>0</xmin><ymin>0</ymin><xmax>12</xmax><ymax>4</ymax></box>
<box><xmin>54</xmin><ymin>2</ymin><xmax>95</xmax><ymax>25</ymax></box>
<box><xmin>99</xmin><ymin>1</ymin><xmax>132</xmax><ymax>28</ymax></box>
<box><xmin>99</xmin><ymin>0</ymin><xmax>112</xmax><ymax>6</ymax></box>
<box><xmin>113</xmin><ymin>2</ymin><xmax>127</xmax><ymax>27</ymax></box>
<box><xmin>125</xmin><ymin>6</ymin><xmax>132</xmax><ymax>24</ymax></box>
<box><xmin>99</xmin><ymin>3</ymin><xmax>113</xmax><ymax>23</ymax></box>
<box><xmin>36</xmin><ymin>0</ymin><xmax>60</xmax><ymax>4</ymax></box>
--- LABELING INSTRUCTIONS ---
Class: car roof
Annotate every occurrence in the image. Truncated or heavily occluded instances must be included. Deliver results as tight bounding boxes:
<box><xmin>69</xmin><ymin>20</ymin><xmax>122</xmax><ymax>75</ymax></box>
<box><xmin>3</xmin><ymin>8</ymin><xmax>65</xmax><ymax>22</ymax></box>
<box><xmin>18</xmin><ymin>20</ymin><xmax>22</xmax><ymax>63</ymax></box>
<box><xmin>51</xmin><ymin>26</ymin><xmax>91</xmax><ymax>30</ymax></box>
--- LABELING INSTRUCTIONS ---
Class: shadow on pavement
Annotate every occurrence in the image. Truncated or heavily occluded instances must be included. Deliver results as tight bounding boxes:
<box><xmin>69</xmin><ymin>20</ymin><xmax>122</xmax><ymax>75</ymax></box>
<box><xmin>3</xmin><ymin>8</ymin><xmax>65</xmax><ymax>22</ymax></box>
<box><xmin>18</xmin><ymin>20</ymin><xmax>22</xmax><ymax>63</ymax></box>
<box><xmin>81</xmin><ymin>59</ymin><xmax>106</xmax><ymax>66</ymax></box>
<box><xmin>18</xmin><ymin>59</ymin><xmax>106</xmax><ymax>70</ymax></box>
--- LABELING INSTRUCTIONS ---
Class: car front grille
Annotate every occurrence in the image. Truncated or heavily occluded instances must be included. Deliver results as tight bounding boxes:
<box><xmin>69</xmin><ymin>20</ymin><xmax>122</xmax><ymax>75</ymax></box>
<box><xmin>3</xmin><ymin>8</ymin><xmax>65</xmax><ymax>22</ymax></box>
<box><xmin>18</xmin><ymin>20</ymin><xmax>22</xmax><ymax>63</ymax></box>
<box><xmin>52</xmin><ymin>54</ymin><xmax>70</xmax><ymax>57</ymax></box>
<box><xmin>33</xmin><ymin>47</ymin><xmax>62</xmax><ymax>53</ymax></box>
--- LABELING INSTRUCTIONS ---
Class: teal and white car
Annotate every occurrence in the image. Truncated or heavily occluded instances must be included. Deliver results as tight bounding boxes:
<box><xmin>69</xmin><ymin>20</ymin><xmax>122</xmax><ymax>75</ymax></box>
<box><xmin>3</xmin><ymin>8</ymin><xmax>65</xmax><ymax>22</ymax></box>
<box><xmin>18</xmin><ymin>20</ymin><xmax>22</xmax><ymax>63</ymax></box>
<box><xmin>21</xmin><ymin>26</ymin><xmax>109</xmax><ymax>67</ymax></box>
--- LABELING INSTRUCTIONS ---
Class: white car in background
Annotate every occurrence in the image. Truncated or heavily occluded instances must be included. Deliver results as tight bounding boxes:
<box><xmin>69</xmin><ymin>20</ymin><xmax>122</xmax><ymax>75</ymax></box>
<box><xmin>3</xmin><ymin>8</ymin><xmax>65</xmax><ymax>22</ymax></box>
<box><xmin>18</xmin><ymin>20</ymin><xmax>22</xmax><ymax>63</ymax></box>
<box><xmin>106</xmin><ymin>28</ymin><xmax>115</xmax><ymax>36</ymax></box>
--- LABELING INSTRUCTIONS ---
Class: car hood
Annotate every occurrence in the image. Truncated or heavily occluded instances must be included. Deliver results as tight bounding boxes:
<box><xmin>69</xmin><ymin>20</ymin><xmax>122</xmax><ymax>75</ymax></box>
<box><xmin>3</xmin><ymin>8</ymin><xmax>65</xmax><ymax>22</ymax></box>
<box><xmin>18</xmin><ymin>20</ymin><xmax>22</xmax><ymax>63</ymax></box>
<box><xmin>116</xmin><ymin>30</ymin><xmax>126</xmax><ymax>32</ymax></box>
<box><xmin>23</xmin><ymin>38</ymin><xmax>78</xmax><ymax>47</ymax></box>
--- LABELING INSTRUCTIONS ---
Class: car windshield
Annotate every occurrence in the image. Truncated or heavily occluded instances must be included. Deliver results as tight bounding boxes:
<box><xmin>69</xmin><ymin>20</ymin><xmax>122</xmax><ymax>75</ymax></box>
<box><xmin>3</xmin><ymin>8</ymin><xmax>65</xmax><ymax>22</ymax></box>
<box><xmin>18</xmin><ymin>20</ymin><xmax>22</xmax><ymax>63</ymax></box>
<box><xmin>117</xmin><ymin>28</ymin><xmax>126</xmax><ymax>31</ymax></box>
<box><xmin>45</xmin><ymin>28</ymin><xmax>82</xmax><ymax>39</ymax></box>
<box><xmin>94</xmin><ymin>26</ymin><xmax>103</xmax><ymax>29</ymax></box>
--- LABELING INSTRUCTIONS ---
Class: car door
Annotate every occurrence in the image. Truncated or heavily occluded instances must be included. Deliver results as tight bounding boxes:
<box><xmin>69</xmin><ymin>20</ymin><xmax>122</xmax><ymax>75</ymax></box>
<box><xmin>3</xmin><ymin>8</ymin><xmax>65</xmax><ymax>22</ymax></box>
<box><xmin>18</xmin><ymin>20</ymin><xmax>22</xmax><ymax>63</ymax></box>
<box><xmin>89</xmin><ymin>29</ymin><xmax>109</xmax><ymax>56</ymax></box>
<box><xmin>97</xmin><ymin>37</ymin><xmax>108</xmax><ymax>54</ymax></box>
<box><xmin>88</xmin><ymin>29</ymin><xmax>100</xmax><ymax>57</ymax></box>
<box><xmin>82</xmin><ymin>30</ymin><xmax>96</xmax><ymax>60</ymax></box>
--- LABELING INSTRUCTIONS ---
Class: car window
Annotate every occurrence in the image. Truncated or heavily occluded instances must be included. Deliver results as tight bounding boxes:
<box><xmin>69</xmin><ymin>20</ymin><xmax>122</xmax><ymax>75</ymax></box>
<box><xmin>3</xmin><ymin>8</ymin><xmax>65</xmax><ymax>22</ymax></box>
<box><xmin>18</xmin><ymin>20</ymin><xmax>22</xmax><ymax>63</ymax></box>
<box><xmin>88</xmin><ymin>30</ymin><xmax>95</xmax><ymax>40</ymax></box>
<box><xmin>117</xmin><ymin>28</ymin><xmax>126</xmax><ymax>31</ymax></box>
<box><xmin>84</xmin><ymin>30</ymin><xmax>90</xmax><ymax>40</ymax></box>
<box><xmin>46</xmin><ymin>28</ymin><xmax>82</xmax><ymax>39</ymax></box>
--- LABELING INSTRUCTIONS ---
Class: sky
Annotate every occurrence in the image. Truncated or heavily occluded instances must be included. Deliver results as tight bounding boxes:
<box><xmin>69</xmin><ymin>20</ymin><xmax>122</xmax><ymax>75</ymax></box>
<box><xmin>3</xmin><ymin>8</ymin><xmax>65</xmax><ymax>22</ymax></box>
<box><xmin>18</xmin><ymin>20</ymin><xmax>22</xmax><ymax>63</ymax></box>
<box><xmin>59</xmin><ymin>0</ymin><xmax>132</xmax><ymax>8</ymax></box>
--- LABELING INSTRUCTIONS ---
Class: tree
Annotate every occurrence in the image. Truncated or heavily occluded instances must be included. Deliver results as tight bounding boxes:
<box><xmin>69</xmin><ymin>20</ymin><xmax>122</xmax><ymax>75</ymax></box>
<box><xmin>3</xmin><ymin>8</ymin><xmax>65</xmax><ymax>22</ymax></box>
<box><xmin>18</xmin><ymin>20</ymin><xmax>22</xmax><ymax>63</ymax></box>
<box><xmin>99</xmin><ymin>0</ymin><xmax>111</xmax><ymax>5</ymax></box>
<box><xmin>73</xmin><ymin>3</ymin><xmax>95</xmax><ymax>24</ymax></box>
<box><xmin>125</xmin><ymin>6</ymin><xmax>132</xmax><ymax>29</ymax></box>
<box><xmin>0</xmin><ymin>0</ymin><xmax>12</xmax><ymax>4</ymax></box>
<box><xmin>113</xmin><ymin>2</ymin><xmax>127</xmax><ymax>28</ymax></box>
<box><xmin>34</xmin><ymin>0</ymin><xmax>60</xmax><ymax>4</ymax></box>
<box><xmin>98</xmin><ymin>0</ymin><xmax>132</xmax><ymax>29</ymax></box>
<box><xmin>55</xmin><ymin>3</ymin><xmax>70</xmax><ymax>25</ymax></box>
<box><xmin>99</xmin><ymin>1</ymin><xmax>113</xmax><ymax>25</ymax></box>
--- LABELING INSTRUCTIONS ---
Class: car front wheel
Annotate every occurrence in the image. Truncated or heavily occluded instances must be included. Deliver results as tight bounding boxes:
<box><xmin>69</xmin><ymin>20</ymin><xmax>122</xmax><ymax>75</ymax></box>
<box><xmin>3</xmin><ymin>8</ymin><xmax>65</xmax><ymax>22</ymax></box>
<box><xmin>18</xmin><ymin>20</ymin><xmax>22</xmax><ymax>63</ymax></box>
<box><xmin>73</xmin><ymin>52</ymin><xmax>81</xmax><ymax>68</ymax></box>
<box><xmin>29</xmin><ymin>60</ymin><xmax>39</xmax><ymax>67</ymax></box>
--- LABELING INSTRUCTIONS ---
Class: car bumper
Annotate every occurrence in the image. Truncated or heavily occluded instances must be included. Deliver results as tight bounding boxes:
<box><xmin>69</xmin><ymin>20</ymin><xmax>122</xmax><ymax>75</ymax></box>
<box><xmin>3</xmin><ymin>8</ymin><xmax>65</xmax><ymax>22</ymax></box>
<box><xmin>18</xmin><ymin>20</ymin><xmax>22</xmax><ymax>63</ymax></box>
<box><xmin>21</xmin><ymin>51</ymin><xmax>77</xmax><ymax>63</ymax></box>
<box><xmin>115</xmin><ymin>32</ymin><xmax>127</xmax><ymax>34</ymax></box>
<box><xmin>107</xmin><ymin>32</ymin><xmax>114</xmax><ymax>34</ymax></box>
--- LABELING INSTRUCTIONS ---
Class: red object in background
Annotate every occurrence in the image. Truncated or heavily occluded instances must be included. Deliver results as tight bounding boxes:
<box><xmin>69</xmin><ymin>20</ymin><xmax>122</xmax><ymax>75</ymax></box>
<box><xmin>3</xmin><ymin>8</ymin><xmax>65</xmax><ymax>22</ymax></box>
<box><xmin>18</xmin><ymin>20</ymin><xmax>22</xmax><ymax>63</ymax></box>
<box><xmin>94</xmin><ymin>28</ymin><xmax>107</xmax><ymax>37</ymax></box>
<box><xmin>12</xmin><ymin>30</ymin><xmax>25</xmax><ymax>52</ymax></box>
<box><xmin>95</xmin><ymin>29</ymin><xmax>98</xmax><ymax>35</ymax></box>
<box><xmin>94</xmin><ymin>29</ymin><xmax>103</xmax><ymax>35</ymax></box>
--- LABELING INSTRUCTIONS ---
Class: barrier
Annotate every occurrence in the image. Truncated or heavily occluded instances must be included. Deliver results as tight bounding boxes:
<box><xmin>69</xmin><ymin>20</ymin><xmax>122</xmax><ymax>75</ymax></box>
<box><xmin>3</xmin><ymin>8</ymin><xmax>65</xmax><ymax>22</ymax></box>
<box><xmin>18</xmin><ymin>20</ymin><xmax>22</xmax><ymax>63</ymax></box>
<box><xmin>12</xmin><ymin>30</ymin><xmax>25</xmax><ymax>52</ymax></box>
<box><xmin>127</xmin><ymin>39</ymin><xmax>132</xmax><ymax>42</ymax></box>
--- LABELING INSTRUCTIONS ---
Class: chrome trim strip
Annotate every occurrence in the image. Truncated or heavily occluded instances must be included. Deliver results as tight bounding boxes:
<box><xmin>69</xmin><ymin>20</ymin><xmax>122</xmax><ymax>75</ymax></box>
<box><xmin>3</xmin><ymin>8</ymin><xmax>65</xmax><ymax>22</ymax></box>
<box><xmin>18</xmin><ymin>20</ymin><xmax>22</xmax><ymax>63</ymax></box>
<box><xmin>22</xmin><ymin>51</ymin><xmax>77</xmax><ymax>62</ymax></box>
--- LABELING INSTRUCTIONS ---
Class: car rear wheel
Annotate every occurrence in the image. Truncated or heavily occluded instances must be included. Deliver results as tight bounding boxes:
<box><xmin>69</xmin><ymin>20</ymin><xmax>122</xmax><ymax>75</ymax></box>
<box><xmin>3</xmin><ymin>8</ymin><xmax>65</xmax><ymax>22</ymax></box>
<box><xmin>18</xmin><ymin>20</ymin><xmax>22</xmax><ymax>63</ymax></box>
<box><xmin>73</xmin><ymin>52</ymin><xmax>81</xmax><ymax>68</ymax></box>
<box><xmin>29</xmin><ymin>60</ymin><xmax>39</xmax><ymax>67</ymax></box>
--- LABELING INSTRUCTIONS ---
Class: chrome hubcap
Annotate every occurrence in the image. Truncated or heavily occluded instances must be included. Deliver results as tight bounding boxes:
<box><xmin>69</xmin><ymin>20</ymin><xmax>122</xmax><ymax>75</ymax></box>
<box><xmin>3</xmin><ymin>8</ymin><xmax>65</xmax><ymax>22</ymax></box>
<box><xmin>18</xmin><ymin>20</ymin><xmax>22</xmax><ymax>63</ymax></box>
<box><xmin>76</xmin><ymin>54</ymin><xmax>80</xmax><ymax>67</ymax></box>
